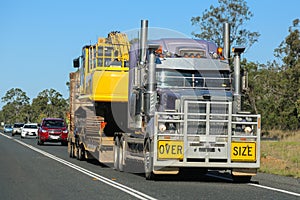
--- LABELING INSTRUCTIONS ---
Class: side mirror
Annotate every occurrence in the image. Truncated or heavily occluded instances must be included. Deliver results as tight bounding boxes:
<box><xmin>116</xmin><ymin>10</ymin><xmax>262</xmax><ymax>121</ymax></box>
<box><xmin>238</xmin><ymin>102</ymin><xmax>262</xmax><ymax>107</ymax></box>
<box><xmin>73</xmin><ymin>58</ymin><xmax>80</xmax><ymax>68</ymax></box>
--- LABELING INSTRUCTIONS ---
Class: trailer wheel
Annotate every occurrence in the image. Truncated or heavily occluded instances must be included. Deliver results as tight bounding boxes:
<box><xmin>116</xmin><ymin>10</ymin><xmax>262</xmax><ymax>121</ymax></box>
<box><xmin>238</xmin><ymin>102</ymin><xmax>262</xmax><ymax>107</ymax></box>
<box><xmin>118</xmin><ymin>137</ymin><xmax>124</xmax><ymax>172</ymax></box>
<box><xmin>113</xmin><ymin>137</ymin><xmax>120</xmax><ymax>170</ymax></box>
<box><xmin>77</xmin><ymin>144</ymin><xmax>85</xmax><ymax>161</ymax></box>
<box><xmin>68</xmin><ymin>142</ymin><xmax>74</xmax><ymax>158</ymax></box>
<box><xmin>144</xmin><ymin>138</ymin><xmax>154</xmax><ymax>180</ymax></box>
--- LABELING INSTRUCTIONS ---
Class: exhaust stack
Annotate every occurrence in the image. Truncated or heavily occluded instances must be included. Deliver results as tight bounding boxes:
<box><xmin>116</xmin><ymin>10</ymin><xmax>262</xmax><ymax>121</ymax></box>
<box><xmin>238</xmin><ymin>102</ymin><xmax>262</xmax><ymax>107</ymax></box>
<box><xmin>224</xmin><ymin>22</ymin><xmax>245</xmax><ymax>113</ymax></box>
<box><xmin>139</xmin><ymin>20</ymin><xmax>148</xmax><ymax>65</ymax></box>
<box><xmin>233</xmin><ymin>46</ymin><xmax>245</xmax><ymax>113</ymax></box>
<box><xmin>223</xmin><ymin>23</ymin><xmax>230</xmax><ymax>60</ymax></box>
<box><xmin>139</xmin><ymin>19</ymin><xmax>159</xmax><ymax>118</ymax></box>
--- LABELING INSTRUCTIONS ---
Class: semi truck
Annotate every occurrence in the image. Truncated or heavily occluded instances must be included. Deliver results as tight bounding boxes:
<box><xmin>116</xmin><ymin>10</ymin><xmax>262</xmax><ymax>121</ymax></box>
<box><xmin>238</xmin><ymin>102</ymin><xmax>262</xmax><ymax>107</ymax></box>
<box><xmin>68</xmin><ymin>20</ymin><xmax>261</xmax><ymax>182</ymax></box>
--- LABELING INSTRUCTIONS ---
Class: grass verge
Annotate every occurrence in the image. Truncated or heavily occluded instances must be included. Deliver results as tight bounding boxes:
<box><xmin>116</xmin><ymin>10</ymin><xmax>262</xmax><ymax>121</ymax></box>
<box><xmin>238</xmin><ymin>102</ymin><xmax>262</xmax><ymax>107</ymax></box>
<box><xmin>260</xmin><ymin>130</ymin><xmax>300</xmax><ymax>178</ymax></box>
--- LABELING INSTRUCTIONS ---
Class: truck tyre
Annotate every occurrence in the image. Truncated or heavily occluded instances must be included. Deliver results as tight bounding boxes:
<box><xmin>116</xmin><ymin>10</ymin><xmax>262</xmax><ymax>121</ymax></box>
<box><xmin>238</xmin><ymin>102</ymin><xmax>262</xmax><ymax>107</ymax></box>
<box><xmin>77</xmin><ymin>144</ymin><xmax>85</xmax><ymax>161</ymax></box>
<box><xmin>118</xmin><ymin>137</ymin><xmax>124</xmax><ymax>172</ymax></box>
<box><xmin>144</xmin><ymin>138</ymin><xmax>154</xmax><ymax>180</ymax></box>
<box><xmin>68</xmin><ymin>142</ymin><xmax>74</xmax><ymax>158</ymax></box>
<box><xmin>114</xmin><ymin>137</ymin><xmax>120</xmax><ymax>170</ymax></box>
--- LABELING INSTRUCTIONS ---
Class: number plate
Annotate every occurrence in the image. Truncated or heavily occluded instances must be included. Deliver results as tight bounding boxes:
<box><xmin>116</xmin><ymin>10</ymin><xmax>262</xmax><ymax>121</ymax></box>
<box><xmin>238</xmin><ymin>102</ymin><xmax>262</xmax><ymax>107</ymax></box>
<box><xmin>157</xmin><ymin>140</ymin><xmax>184</xmax><ymax>159</ymax></box>
<box><xmin>231</xmin><ymin>142</ymin><xmax>256</xmax><ymax>162</ymax></box>
<box><xmin>50</xmin><ymin>135</ymin><xmax>60</xmax><ymax>140</ymax></box>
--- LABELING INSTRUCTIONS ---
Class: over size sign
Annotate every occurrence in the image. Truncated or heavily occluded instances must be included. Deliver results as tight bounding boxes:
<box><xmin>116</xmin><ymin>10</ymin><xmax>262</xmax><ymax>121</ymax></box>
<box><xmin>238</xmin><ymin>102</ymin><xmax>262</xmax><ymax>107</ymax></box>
<box><xmin>231</xmin><ymin>142</ymin><xmax>256</xmax><ymax>162</ymax></box>
<box><xmin>157</xmin><ymin>140</ymin><xmax>184</xmax><ymax>159</ymax></box>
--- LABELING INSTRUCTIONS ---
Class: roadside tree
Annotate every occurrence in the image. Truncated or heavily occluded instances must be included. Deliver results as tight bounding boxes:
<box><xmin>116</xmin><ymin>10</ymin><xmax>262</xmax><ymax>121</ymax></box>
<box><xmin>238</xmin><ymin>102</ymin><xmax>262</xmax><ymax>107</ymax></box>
<box><xmin>31</xmin><ymin>89</ymin><xmax>68</xmax><ymax>122</ymax></box>
<box><xmin>1</xmin><ymin>88</ymin><xmax>30</xmax><ymax>123</ymax></box>
<box><xmin>191</xmin><ymin>0</ymin><xmax>260</xmax><ymax>49</ymax></box>
<box><xmin>273</xmin><ymin>19</ymin><xmax>300</xmax><ymax>130</ymax></box>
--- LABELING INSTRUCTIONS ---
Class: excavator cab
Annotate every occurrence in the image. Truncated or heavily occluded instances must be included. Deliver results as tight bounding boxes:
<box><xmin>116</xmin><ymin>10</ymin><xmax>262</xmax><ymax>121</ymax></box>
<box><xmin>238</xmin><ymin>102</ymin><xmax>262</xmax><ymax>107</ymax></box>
<box><xmin>73</xmin><ymin>57</ymin><xmax>80</xmax><ymax>68</ymax></box>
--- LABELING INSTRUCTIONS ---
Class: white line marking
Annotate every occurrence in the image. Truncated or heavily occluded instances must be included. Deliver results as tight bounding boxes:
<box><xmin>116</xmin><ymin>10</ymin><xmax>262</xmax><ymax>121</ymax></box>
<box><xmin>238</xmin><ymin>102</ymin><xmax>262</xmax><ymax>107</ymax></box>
<box><xmin>206</xmin><ymin>171</ymin><xmax>300</xmax><ymax>197</ymax></box>
<box><xmin>1</xmin><ymin>132</ymin><xmax>12</xmax><ymax>139</ymax></box>
<box><xmin>0</xmin><ymin>133</ymin><xmax>157</xmax><ymax>200</ymax></box>
<box><xmin>248</xmin><ymin>183</ymin><xmax>300</xmax><ymax>197</ymax></box>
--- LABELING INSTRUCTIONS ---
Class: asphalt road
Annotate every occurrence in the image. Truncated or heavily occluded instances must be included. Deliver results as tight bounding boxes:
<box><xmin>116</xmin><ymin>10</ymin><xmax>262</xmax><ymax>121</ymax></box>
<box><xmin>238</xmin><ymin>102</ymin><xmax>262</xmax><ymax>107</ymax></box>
<box><xmin>0</xmin><ymin>132</ymin><xmax>299</xmax><ymax>200</ymax></box>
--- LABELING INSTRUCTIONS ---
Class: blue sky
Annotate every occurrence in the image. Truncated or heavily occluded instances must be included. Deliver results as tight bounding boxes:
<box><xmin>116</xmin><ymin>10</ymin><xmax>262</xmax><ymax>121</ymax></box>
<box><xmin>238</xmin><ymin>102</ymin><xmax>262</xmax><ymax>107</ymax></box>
<box><xmin>0</xmin><ymin>0</ymin><xmax>299</xmax><ymax>108</ymax></box>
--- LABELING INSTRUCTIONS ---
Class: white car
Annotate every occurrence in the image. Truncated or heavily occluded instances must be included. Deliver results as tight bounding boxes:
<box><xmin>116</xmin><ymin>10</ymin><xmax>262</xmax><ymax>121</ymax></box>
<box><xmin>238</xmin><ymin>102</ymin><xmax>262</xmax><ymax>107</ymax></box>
<box><xmin>21</xmin><ymin>123</ymin><xmax>39</xmax><ymax>138</ymax></box>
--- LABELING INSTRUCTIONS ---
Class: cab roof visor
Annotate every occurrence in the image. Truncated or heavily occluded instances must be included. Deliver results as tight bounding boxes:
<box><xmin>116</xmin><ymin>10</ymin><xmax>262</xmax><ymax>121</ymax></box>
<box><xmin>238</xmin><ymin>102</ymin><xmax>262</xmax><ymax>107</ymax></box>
<box><xmin>148</xmin><ymin>44</ymin><xmax>161</xmax><ymax>51</ymax></box>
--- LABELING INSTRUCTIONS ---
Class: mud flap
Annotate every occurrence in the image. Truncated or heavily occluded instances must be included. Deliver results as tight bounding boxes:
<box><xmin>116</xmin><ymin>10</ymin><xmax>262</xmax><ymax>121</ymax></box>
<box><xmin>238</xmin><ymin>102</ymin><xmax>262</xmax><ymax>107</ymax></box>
<box><xmin>99</xmin><ymin>137</ymin><xmax>114</xmax><ymax>163</ymax></box>
<box><xmin>232</xmin><ymin>168</ymin><xmax>257</xmax><ymax>176</ymax></box>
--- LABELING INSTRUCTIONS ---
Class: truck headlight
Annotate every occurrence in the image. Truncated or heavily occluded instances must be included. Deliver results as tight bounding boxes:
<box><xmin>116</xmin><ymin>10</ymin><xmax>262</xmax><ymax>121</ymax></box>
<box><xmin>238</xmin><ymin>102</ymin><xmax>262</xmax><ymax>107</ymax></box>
<box><xmin>244</xmin><ymin>126</ymin><xmax>252</xmax><ymax>134</ymax></box>
<box><xmin>159</xmin><ymin>123</ymin><xmax>166</xmax><ymax>132</ymax></box>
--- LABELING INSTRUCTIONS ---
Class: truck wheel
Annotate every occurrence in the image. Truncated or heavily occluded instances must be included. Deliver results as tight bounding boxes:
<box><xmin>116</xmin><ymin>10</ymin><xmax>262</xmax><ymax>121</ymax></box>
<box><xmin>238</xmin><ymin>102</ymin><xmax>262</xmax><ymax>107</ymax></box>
<box><xmin>118</xmin><ymin>137</ymin><xmax>124</xmax><ymax>172</ymax></box>
<box><xmin>68</xmin><ymin>142</ymin><xmax>74</xmax><ymax>158</ymax></box>
<box><xmin>113</xmin><ymin>137</ymin><xmax>120</xmax><ymax>171</ymax></box>
<box><xmin>144</xmin><ymin>138</ymin><xmax>154</xmax><ymax>180</ymax></box>
<box><xmin>77</xmin><ymin>145</ymin><xmax>85</xmax><ymax>161</ymax></box>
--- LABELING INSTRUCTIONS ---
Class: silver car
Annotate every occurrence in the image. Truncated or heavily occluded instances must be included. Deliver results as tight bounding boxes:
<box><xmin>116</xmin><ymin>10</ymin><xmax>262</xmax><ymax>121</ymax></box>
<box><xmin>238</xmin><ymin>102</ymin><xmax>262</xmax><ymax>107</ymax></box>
<box><xmin>12</xmin><ymin>123</ymin><xmax>24</xmax><ymax>136</ymax></box>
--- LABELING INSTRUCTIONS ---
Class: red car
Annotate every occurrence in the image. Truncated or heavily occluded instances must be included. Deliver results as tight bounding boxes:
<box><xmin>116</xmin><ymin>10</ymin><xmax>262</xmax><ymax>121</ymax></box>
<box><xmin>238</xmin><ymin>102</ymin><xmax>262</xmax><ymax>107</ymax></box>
<box><xmin>37</xmin><ymin>118</ymin><xmax>68</xmax><ymax>145</ymax></box>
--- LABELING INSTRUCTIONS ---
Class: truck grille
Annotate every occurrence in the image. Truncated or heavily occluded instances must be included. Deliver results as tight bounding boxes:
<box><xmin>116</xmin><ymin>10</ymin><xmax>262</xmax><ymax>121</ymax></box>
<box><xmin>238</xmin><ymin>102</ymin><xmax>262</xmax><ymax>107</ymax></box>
<box><xmin>185</xmin><ymin>101</ymin><xmax>230</xmax><ymax>135</ymax></box>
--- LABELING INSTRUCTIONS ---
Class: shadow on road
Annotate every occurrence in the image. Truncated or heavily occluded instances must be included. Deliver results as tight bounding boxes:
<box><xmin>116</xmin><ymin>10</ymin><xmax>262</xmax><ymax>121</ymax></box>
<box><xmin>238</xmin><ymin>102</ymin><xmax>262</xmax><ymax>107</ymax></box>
<box><xmin>106</xmin><ymin>159</ymin><xmax>259</xmax><ymax>184</ymax></box>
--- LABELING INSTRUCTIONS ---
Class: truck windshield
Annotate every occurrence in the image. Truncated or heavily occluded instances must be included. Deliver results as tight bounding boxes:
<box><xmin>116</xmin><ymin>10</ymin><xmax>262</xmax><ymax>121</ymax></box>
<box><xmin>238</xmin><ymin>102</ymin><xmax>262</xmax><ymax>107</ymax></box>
<box><xmin>156</xmin><ymin>69</ymin><xmax>231</xmax><ymax>90</ymax></box>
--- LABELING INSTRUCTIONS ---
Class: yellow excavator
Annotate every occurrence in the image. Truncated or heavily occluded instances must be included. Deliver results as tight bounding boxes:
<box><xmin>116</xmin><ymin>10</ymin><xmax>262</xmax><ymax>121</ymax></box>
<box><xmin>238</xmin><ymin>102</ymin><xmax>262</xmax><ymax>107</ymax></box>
<box><xmin>68</xmin><ymin>31</ymin><xmax>130</xmax><ymax>162</ymax></box>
